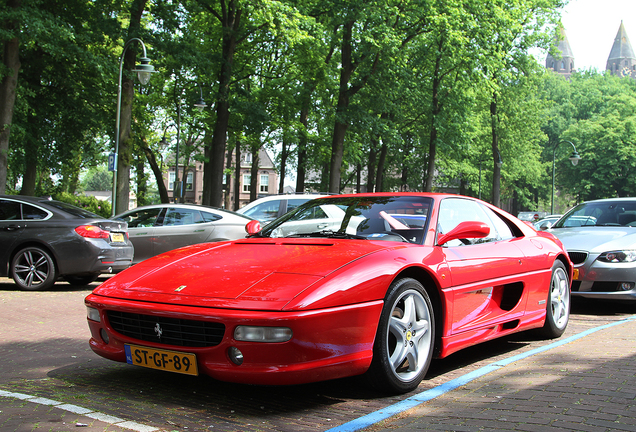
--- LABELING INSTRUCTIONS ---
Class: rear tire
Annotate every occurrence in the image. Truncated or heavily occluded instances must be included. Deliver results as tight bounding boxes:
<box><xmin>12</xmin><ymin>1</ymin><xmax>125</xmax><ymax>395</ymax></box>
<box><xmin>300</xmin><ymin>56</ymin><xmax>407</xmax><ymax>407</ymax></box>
<box><xmin>11</xmin><ymin>246</ymin><xmax>58</xmax><ymax>291</ymax></box>
<box><xmin>540</xmin><ymin>260</ymin><xmax>570</xmax><ymax>338</ymax></box>
<box><xmin>366</xmin><ymin>278</ymin><xmax>435</xmax><ymax>394</ymax></box>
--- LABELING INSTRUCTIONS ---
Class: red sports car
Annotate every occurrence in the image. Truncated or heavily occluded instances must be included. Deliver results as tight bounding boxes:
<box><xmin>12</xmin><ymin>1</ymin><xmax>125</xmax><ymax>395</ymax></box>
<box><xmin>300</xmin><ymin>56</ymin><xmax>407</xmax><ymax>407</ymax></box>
<box><xmin>85</xmin><ymin>193</ymin><xmax>572</xmax><ymax>394</ymax></box>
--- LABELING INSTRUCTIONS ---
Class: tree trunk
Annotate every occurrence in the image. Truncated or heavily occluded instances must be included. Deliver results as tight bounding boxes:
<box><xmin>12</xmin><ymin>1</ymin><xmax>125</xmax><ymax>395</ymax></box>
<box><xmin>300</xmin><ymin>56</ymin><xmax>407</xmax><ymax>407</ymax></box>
<box><xmin>202</xmin><ymin>0</ymin><xmax>240</xmax><ymax>207</ymax></box>
<box><xmin>376</xmin><ymin>141</ymin><xmax>388</xmax><ymax>192</ymax></box>
<box><xmin>0</xmin><ymin>0</ymin><xmax>22</xmax><ymax>194</ymax></box>
<box><xmin>141</xmin><ymin>138</ymin><xmax>169</xmax><ymax>203</ymax></box>
<box><xmin>296</xmin><ymin>102</ymin><xmax>309</xmax><ymax>193</ymax></box>
<box><xmin>490</xmin><ymin>96</ymin><xmax>501</xmax><ymax>208</ymax></box>
<box><xmin>224</xmin><ymin>145</ymin><xmax>233</xmax><ymax>209</ymax></box>
<box><xmin>234</xmin><ymin>141</ymin><xmax>241</xmax><ymax>210</ymax></box>
<box><xmin>424</xmin><ymin>46</ymin><xmax>443</xmax><ymax>192</ymax></box>
<box><xmin>278</xmin><ymin>127</ymin><xmax>288</xmax><ymax>194</ymax></box>
<box><xmin>250</xmin><ymin>149</ymin><xmax>259</xmax><ymax>202</ymax></box>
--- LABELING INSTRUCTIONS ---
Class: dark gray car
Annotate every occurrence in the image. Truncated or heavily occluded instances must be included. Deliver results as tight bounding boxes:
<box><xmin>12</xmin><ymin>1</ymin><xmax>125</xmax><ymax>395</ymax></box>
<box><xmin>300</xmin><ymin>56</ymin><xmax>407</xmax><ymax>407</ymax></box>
<box><xmin>0</xmin><ymin>195</ymin><xmax>134</xmax><ymax>290</ymax></box>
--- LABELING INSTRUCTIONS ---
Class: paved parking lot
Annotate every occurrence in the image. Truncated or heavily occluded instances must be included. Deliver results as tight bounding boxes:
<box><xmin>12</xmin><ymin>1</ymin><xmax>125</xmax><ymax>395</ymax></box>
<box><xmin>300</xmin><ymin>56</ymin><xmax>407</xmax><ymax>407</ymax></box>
<box><xmin>1</xmin><ymin>276</ymin><xmax>635</xmax><ymax>431</ymax></box>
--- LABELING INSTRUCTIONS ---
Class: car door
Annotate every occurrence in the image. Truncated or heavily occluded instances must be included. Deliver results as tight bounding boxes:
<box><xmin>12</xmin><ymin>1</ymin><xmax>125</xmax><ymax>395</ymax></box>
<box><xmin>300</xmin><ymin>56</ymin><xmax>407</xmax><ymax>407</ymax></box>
<box><xmin>153</xmin><ymin>207</ymin><xmax>215</xmax><ymax>255</ymax></box>
<box><xmin>0</xmin><ymin>199</ymin><xmax>52</xmax><ymax>274</ymax></box>
<box><xmin>0</xmin><ymin>199</ymin><xmax>27</xmax><ymax>271</ymax></box>
<box><xmin>437</xmin><ymin>198</ymin><xmax>527</xmax><ymax>334</ymax></box>
<box><xmin>118</xmin><ymin>207</ymin><xmax>163</xmax><ymax>263</ymax></box>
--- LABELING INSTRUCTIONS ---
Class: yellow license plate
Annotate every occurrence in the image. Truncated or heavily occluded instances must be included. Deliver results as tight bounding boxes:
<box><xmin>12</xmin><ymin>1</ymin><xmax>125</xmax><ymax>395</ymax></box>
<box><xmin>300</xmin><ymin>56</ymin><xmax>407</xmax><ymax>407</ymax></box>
<box><xmin>111</xmin><ymin>232</ymin><xmax>125</xmax><ymax>243</ymax></box>
<box><xmin>125</xmin><ymin>344</ymin><xmax>198</xmax><ymax>376</ymax></box>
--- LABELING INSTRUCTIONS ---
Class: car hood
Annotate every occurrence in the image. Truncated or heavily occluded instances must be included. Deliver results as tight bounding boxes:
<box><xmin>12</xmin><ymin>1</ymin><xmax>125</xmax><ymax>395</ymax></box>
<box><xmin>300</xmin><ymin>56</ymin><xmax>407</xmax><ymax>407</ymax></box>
<box><xmin>92</xmin><ymin>238</ymin><xmax>394</xmax><ymax>310</ymax></box>
<box><xmin>550</xmin><ymin>227</ymin><xmax>636</xmax><ymax>253</ymax></box>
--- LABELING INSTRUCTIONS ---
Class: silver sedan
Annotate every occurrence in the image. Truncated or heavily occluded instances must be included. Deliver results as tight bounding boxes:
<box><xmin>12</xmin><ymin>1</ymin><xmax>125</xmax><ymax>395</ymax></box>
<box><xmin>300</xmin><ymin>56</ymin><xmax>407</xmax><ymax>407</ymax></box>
<box><xmin>114</xmin><ymin>204</ymin><xmax>252</xmax><ymax>264</ymax></box>
<box><xmin>549</xmin><ymin>198</ymin><xmax>636</xmax><ymax>301</ymax></box>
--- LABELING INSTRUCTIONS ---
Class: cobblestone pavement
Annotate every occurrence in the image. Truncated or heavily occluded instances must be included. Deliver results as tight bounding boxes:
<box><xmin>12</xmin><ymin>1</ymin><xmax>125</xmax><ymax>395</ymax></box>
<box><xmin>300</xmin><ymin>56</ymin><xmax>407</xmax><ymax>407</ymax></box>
<box><xmin>1</xmin><ymin>276</ymin><xmax>635</xmax><ymax>432</ymax></box>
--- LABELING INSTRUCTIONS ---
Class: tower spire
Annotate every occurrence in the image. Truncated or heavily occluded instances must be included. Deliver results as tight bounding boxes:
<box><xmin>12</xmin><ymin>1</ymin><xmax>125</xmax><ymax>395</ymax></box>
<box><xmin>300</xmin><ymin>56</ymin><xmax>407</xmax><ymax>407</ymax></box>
<box><xmin>606</xmin><ymin>21</ymin><xmax>636</xmax><ymax>78</ymax></box>
<box><xmin>546</xmin><ymin>25</ymin><xmax>575</xmax><ymax>78</ymax></box>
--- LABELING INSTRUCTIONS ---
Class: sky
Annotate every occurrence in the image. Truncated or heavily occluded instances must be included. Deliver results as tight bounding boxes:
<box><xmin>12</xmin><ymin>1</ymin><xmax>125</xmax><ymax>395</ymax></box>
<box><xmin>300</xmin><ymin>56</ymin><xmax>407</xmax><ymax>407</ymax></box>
<box><xmin>553</xmin><ymin>0</ymin><xmax>636</xmax><ymax>71</ymax></box>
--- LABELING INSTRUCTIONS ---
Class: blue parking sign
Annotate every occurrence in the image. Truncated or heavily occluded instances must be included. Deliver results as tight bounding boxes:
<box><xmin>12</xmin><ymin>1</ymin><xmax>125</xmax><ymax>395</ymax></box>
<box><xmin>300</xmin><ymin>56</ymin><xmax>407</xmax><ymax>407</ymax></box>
<box><xmin>108</xmin><ymin>153</ymin><xmax>117</xmax><ymax>172</ymax></box>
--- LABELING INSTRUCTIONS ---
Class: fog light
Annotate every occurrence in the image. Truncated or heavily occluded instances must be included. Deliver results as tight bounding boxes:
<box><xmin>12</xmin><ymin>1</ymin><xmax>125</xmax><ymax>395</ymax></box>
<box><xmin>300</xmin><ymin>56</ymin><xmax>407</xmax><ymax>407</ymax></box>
<box><xmin>620</xmin><ymin>282</ymin><xmax>634</xmax><ymax>291</ymax></box>
<box><xmin>234</xmin><ymin>326</ymin><xmax>292</xmax><ymax>342</ymax></box>
<box><xmin>86</xmin><ymin>306</ymin><xmax>101</xmax><ymax>322</ymax></box>
<box><xmin>228</xmin><ymin>347</ymin><xmax>244</xmax><ymax>365</ymax></box>
<box><xmin>100</xmin><ymin>328</ymin><xmax>110</xmax><ymax>344</ymax></box>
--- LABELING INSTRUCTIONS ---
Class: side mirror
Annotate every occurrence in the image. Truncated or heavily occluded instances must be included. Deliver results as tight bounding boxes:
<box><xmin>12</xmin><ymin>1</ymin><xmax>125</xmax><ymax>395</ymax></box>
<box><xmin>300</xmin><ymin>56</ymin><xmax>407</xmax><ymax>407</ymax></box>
<box><xmin>437</xmin><ymin>221</ymin><xmax>490</xmax><ymax>246</ymax></box>
<box><xmin>245</xmin><ymin>219</ymin><xmax>261</xmax><ymax>235</ymax></box>
<box><xmin>539</xmin><ymin>221</ymin><xmax>553</xmax><ymax>230</ymax></box>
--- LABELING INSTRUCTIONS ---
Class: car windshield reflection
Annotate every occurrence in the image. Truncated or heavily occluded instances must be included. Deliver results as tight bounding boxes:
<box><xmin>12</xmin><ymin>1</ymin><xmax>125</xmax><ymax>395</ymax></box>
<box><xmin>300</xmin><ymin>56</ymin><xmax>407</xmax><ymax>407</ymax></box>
<box><xmin>258</xmin><ymin>196</ymin><xmax>432</xmax><ymax>244</ymax></box>
<box><xmin>553</xmin><ymin>200</ymin><xmax>636</xmax><ymax>228</ymax></box>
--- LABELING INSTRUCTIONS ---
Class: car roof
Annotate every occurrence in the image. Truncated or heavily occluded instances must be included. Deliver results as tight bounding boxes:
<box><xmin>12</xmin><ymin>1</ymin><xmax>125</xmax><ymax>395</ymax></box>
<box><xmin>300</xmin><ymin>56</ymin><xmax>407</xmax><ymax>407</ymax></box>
<box><xmin>115</xmin><ymin>203</ymin><xmax>252</xmax><ymax>219</ymax></box>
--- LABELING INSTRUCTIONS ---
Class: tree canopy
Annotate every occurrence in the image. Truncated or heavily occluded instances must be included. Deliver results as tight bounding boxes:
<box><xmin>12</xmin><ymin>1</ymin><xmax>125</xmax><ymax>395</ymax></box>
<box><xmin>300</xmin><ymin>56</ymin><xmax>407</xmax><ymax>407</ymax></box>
<box><xmin>1</xmin><ymin>0</ymin><xmax>631</xmax><ymax>215</ymax></box>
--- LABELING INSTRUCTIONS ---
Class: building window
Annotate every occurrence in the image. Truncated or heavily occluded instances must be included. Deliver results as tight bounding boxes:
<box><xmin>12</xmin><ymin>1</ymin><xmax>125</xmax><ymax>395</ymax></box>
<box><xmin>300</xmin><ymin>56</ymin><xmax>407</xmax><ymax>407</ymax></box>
<box><xmin>244</xmin><ymin>154</ymin><xmax>252</xmax><ymax>164</ymax></box>
<box><xmin>243</xmin><ymin>174</ymin><xmax>251</xmax><ymax>193</ymax></box>
<box><xmin>186</xmin><ymin>172</ymin><xmax>193</xmax><ymax>190</ymax></box>
<box><xmin>169</xmin><ymin>171</ymin><xmax>175</xmax><ymax>191</ymax></box>
<box><xmin>260</xmin><ymin>174</ymin><xmax>269</xmax><ymax>193</ymax></box>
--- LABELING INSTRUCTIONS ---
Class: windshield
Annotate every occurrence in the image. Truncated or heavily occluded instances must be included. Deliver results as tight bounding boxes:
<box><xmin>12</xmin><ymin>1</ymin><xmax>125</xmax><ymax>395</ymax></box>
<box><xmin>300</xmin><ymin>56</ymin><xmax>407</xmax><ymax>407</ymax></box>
<box><xmin>256</xmin><ymin>195</ymin><xmax>432</xmax><ymax>244</ymax></box>
<box><xmin>552</xmin><ymin>200</ymin><xmax>636</xmax><ymax>228</ymax></box>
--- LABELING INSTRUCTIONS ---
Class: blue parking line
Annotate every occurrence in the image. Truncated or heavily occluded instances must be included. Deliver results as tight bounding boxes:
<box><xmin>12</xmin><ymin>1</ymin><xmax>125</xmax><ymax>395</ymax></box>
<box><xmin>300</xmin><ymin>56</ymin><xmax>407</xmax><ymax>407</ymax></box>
<box><xmin>326</xmin><ymin>315</ymin><xmax>636</xmax><ymax>432</ymax></box>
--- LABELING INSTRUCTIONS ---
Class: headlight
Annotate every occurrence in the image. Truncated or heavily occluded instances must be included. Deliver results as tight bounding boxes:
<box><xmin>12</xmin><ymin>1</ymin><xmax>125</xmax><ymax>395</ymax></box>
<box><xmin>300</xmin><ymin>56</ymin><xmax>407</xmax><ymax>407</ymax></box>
<box><xmin>86</xmin><ymin>306</ymin><xmax>101</xmax><ymax>322</ymax></box>
<box><xmin>234</xmin><ymin>326</ymin><xmax>292</xmax><ymax>342</ymax></box>
<box><xmin>598</xmin><ymin>250</ymin><xmax>636</xmax><ymax>263</ymax></box>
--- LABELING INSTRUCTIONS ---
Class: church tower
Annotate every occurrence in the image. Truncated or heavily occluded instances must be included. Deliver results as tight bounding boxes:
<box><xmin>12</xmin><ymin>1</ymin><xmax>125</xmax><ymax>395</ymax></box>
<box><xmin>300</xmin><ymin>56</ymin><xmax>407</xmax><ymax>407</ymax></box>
<box><xmin>606</xmin><ymin>21</ymin><xmax>636</xmax><ymax>78</ymax></box>
<box><xmin>545</xmin><ymin>26</ymin><xmax>575</xmax><ymax>78</ymax></box>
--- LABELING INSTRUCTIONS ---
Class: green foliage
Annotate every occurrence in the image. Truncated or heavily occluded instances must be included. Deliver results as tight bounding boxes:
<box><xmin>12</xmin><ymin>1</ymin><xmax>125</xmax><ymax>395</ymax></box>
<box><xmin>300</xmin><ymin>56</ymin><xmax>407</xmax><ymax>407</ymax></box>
<box><xmin>53</xmin><ymin>192</ymin><xmax>112</xmax><ymax>218</ymax></box>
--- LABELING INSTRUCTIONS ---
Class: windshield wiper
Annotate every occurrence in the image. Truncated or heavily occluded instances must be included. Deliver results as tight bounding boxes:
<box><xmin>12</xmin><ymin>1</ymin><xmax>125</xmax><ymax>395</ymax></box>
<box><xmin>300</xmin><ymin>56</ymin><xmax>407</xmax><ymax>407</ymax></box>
<box><xmin>286</xmin><ymin>230</ymin><xmax>366</xmax><ymax>240</ymax></box>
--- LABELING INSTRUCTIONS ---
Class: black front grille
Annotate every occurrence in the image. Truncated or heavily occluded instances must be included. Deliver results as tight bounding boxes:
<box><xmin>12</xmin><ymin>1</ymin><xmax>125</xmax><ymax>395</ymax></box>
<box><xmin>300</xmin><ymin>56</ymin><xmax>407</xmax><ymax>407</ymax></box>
<box><xmin>568</xmin><ymin>251</ymin><xmax>588</xmax><ymax>265</ymax></box>
<box><xmin>107</xmin><ymin>311</ymin><xmax>225</xmax><ymax>348</ymax></box>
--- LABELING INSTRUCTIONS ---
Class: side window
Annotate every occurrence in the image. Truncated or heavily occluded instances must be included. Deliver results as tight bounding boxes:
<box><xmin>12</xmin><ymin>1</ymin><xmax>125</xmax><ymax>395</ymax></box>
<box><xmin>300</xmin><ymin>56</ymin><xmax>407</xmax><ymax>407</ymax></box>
<box><xmin>22</xmin><ymin>204</ymin><xmax>49</xmax><ymax>220</ymax></box>
<box><xmin>290</xmin><ymin>206</ymin><xmax>328</xmax><ymax>221</ymax></box>
<box><xmin>286</xmin><ymin>199</ymin><xmax>309</xmax><ymax>213</ymax></box>
<box><xmin>200</xmin><ymin>211</ymin><xmax>222</xmax><ymax>223</ymax></box>
<box><xmin>437</xmin><ymin>198</ymin><xmax>499</xmax><ymax>246</ymax></box>
<box><xmin>483</xmin><ymin>207</ymin><xmax>514</xmax><ymax>240</ymax></box>
<box><xmin>163</xmin><ymin>208</ymin><xmax>201</xmax><ymax>226</ymax></box>
<box><xmin>242</xmin><ymin>201</ymin><xmax>280</xmax><ymax>222</ymax></box>
<box><xmin>121</xmin><ymin>208</ymin><xmax>162</xmax><ymax>228</ymax></box>
<box><xmin>0</xmin><ymin>200</ymin><xmax>22</xmax><ymax>220</ymax></box>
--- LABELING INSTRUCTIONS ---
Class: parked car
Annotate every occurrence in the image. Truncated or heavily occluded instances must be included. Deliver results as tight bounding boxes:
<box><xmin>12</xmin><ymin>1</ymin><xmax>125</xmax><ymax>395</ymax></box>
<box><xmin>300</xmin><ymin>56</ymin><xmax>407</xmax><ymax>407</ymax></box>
<box><xmin>0</xmin><ymin>195</ymin><xmax>133</xmax><ymax>290</ymax></box>
<box><xmin>518</xmin><ymin>211</ymin><xmax>548</xmax><ymax>222</ymax></box>
<box><xmin>86</xmin><ymin>193</ymin><xmax>571</xmax><ymax>394</ymax></box>
<box><xmin>533</xmin><ymin>215</ymin><xmax>562</xmax><ymax>230</ymax></box>
<box><xmin>548</xmin><ymin>198</ymin><xmax>636</xmax><ymax>301</ymax></box>
<box><xmin>237</xmin><ymin>194</ymin><xmax>327</xmax><ymax>224</ymax></box>
<box><xmin>114</xmin><ymin>203</ymin><xmax>252</xmax><ymax>264</ymax></box>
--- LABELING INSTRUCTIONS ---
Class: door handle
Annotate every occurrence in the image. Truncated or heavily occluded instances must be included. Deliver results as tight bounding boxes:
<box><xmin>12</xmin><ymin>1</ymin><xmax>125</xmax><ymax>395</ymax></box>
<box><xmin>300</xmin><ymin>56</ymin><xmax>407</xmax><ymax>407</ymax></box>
<box><xmin>4</xmin><ymin>224</ymin><xmax>22</xmax><ymax>231</ymax></box>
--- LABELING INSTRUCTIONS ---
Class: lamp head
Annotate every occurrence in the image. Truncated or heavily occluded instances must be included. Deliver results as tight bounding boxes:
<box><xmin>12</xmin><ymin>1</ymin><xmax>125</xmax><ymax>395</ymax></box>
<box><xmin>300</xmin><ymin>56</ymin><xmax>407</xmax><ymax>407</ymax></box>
<box><xmin>569</xmin><ymin>151</ymin><xmax>581</xmax><ymax>166</ymax></box>
<box><xmin>133</xmin><ymin>57</ymin><xmax>156</xmax><ymax>85</ymax></box>
<box><xmin>194</xmin><ymin>97</ymin><xmax>208</xmax><ymax>111</ymax></box>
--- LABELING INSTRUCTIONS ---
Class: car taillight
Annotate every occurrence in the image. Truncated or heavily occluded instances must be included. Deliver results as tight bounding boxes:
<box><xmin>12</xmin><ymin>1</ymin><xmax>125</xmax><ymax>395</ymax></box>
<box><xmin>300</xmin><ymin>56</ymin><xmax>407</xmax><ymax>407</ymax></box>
<box><xmin>75</xmin><ymin>225</ymin><xmax>110</xmax><ymax>239</ymax></box>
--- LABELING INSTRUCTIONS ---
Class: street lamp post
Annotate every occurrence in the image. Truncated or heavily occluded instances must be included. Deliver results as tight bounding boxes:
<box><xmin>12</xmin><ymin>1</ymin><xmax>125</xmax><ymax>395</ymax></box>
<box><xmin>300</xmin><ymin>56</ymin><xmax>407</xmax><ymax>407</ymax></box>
<box><xmin>111</xmin><ymin>38</ymin><xmax>156</xmax><ymax>217</ymax></box>
<box><xmin>551</xmin><ymin>140</ymin><xmax>581</xmax><ymax>215</ymax></box>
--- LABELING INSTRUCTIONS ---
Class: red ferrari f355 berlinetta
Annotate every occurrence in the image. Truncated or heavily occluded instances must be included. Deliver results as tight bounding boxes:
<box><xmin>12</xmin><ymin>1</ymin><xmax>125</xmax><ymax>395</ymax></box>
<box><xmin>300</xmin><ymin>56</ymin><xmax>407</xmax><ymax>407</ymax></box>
<box><xmin>85</xmin><ymin>193</ymin><xmax>572</xmax><ymax>394</ymax></box>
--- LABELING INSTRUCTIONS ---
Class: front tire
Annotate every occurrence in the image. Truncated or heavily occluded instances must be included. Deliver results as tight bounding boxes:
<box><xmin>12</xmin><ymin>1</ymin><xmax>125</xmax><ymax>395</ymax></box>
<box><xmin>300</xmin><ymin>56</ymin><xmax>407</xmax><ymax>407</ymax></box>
<box><xmin>366</xmin><ymin>278</ymin><xmax>435</xmax><ymax>394</ymax></box>
<box><xmin>11</xmin><ymin>246</ymin><xmax>58</xmax><ymax>291</ymax></box>
<box><xmin>540</xmin><ymin>260</ymin><xmax>570</xmax><ymax>338</ymax></box>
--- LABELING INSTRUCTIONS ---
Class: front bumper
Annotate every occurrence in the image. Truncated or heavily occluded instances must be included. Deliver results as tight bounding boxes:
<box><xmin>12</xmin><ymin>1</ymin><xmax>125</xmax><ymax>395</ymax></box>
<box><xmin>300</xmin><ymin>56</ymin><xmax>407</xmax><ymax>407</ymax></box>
<box><xmin>85</xmin><ymin>294</ymin><xmax>383</xmax><ymax>385</ymax></box>
<box><xmin>570</xmin><ymin>251</ymin><xmax>636</xmax><ymax>300</ymax></box>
